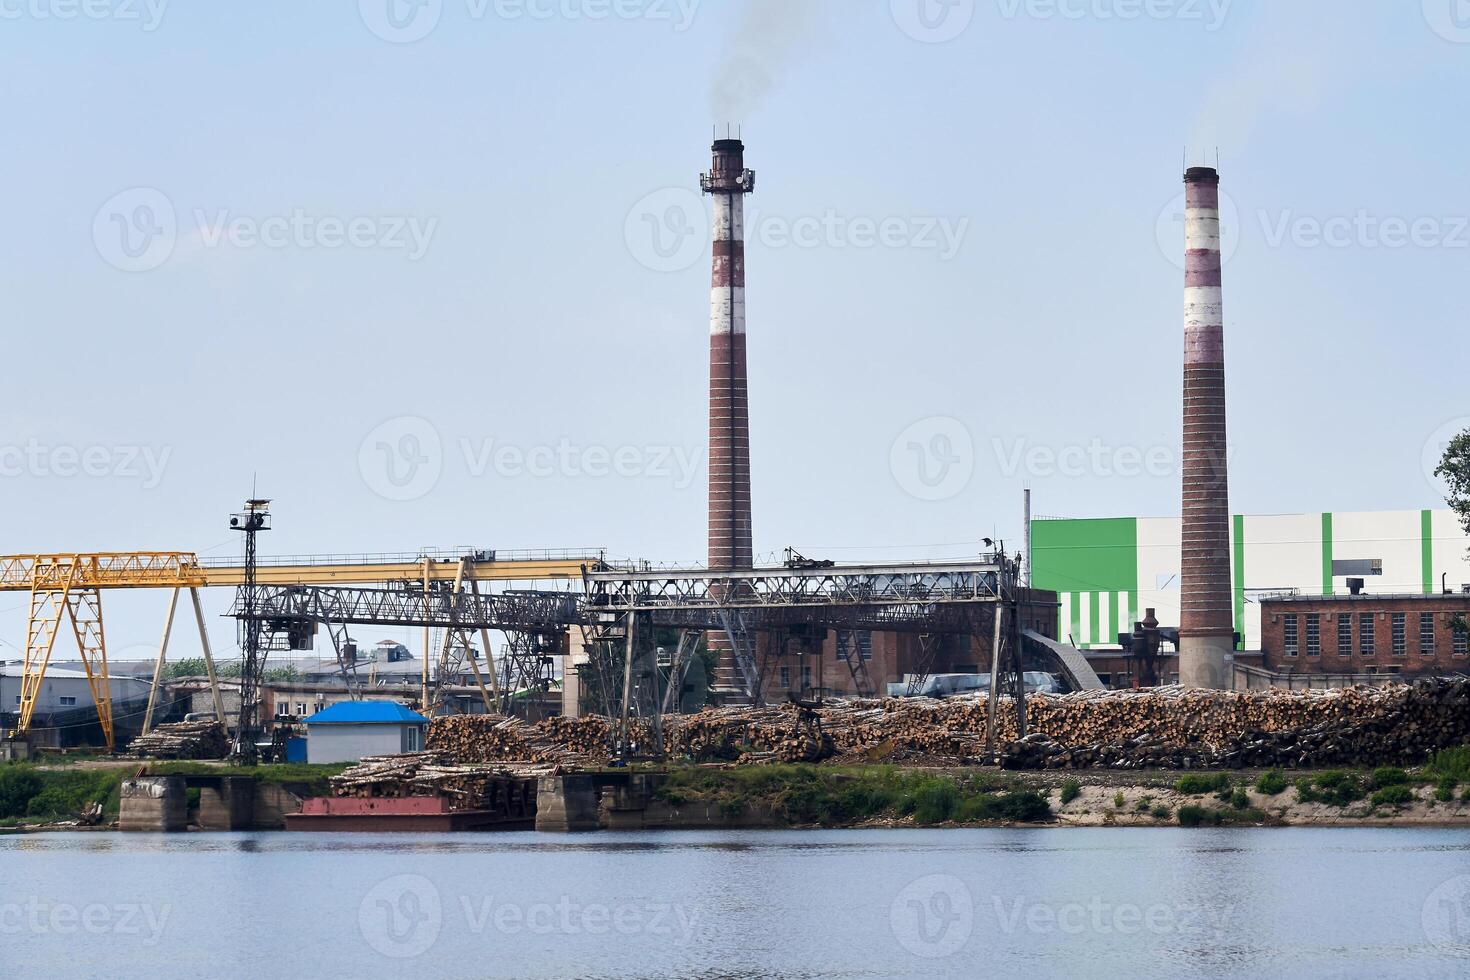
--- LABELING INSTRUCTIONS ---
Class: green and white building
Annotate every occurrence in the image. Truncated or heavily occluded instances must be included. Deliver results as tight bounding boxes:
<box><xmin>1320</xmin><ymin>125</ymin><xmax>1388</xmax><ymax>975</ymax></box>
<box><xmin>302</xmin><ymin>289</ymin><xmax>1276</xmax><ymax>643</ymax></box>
<box><xmin>1030</xmin><ymin>510</ymin><xmax>1470</xmax><ymax>651</ymax></box>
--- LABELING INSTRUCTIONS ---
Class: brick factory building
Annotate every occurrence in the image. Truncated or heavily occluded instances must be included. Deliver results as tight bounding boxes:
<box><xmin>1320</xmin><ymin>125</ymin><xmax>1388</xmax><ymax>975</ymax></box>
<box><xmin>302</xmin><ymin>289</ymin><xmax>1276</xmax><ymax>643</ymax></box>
<box><xmin>1260</xmin><ymin>592</ymin><xmax>1470</xmax><ymax>678</ymax></box>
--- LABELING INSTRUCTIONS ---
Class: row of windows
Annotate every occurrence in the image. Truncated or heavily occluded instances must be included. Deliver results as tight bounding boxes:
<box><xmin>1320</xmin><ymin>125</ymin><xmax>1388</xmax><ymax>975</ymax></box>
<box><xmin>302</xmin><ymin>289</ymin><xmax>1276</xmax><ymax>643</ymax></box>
<box><xmin>1283</xmin><ymin>613</ymin><xmax>1469</xmax><ymax>658</ymax></box>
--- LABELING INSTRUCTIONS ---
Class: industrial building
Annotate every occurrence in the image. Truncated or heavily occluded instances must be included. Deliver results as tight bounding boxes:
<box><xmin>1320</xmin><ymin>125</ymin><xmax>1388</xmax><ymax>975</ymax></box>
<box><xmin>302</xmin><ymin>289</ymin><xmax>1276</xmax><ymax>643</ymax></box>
<box><xmin>1032</xmin><ymin>508</ymin><xmax>1470</xmax><ymax>684</ymax></box>
<box><xmin>0</xmin><ymin>662</ymin><xmax>153</xmax><ymax>748</ymax></box>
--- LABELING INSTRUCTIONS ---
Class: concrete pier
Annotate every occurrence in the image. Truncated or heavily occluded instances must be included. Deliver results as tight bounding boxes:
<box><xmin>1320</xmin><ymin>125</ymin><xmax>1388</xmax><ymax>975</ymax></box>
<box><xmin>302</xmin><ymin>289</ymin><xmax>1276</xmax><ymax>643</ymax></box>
<box><xmin>119</xmin><ymin>776</ymin><xmax>187</xmax><ymax>833</ymax></box>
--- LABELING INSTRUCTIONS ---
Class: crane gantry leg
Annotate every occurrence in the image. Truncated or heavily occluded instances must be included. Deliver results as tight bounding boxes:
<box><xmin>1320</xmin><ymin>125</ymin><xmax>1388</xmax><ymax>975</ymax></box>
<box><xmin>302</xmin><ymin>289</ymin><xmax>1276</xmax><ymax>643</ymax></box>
<box><xmin>18</xmin><ymin>560</ymin><xmax>117</xmax><ymax>752</ymax></box>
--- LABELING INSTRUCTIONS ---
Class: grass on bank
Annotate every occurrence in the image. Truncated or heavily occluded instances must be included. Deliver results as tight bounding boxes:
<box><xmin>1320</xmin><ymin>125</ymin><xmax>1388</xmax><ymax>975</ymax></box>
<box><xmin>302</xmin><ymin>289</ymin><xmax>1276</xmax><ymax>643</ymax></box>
<box><xmin>656</xmin><ymin>766</ymin><xmax>1053</xmax><ymax>827</ymax></box>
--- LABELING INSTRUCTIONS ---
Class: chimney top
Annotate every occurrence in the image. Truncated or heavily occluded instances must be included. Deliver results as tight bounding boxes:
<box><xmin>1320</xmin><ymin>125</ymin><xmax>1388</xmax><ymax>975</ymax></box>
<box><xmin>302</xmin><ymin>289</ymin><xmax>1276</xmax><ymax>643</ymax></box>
<box><xmin>1184</xmin><ymin>166</ymin><xmax>1220</xmax><ymax>183</ymax></box>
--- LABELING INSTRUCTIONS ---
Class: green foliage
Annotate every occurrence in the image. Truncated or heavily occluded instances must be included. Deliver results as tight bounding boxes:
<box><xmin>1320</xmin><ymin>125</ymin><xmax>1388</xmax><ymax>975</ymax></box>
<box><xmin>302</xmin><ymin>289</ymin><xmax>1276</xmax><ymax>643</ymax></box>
<box><xmin>1297</xmin><ymin>771</ymin><xmax>1368</xmax><ymax>807</ymax></box>
<box><xmin>1059</xmin><ymin>779</ymin><xmax>1081</xmax><ymax>806</ymax></box>
<box><xmin>1371</xmin><ymin>785</ymin><xmax>1416</xmax><ymax>809</ymax></box>
<box><xmin>1134</xmin><ymin>795</ymin><xmax>1154</xmax><ymax>813</ymax></box>
<box><xmin>1254</xmin><ymin>770</ymin><xmax>1288</xmax><ymax>796</ymax></box>
<box><xmin>1175</xmin><ymin>773</ymin><xmax>1232</xmax><ymax>796</ymax></box>
<box><xmin>1113</xmin><ymin>791</ymin><xmax>1126</xmax><ymax>810</ymax></box>
<box><xmin>0</xmin><ymin>767</ymin><xmax>44</xmax><ymax>818</ymax></box>
<box><xmin>1370</xmin><ymin>767</ymin><xmax>1409</xmax><ymax>790</ymax></box>
<box><xmin>1177</xmin><ymin>803</ymin><xmax>1264</xmax><ymax>827</ymax></box>
<box><xmin>1229</xmin><ymin>790</ymin><xmax>1251</xmax><ymax>810</ymax></box>
<box><xmin>1430</xmin><ymin>747</ymin><xmax>1470</xmax><ymax>783</ymax></box>
<box><xmin>1434</xmin><ymin>777</ymin><xmax>1458</xmax><ymax>803</ymax></box>
<box><xmin>1150</xmin><ymin>804</ymin><xmax>1173</xmax><ymax>821</ymax></box>
<box><xmin>654</xmin><ymin>766</ymin><xmax>1051</xmax><ymax>827</ymax></box>
<box><xmin>1435</xmin><ymin>429</ymin><xmax>1470</xmax><ymax>538</ymax></box>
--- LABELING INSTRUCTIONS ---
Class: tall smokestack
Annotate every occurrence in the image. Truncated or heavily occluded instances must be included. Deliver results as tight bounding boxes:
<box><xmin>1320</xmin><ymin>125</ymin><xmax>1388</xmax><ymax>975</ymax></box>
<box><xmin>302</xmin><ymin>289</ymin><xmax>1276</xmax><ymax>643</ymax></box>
<box><xmin>701</xmin><ymin>137</ymin><xmax>756</xmax><ymax>698</ymax></box>
<box><xmin>1178</xmin><ymin>166</ymin><xmax>1233</xmax><ymax>689</ymax></box>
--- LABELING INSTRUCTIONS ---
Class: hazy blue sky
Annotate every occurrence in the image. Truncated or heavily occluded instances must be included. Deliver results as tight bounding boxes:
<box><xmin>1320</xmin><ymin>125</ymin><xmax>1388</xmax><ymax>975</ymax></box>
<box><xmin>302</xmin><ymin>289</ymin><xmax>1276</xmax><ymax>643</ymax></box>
<box><xmin>2</xmin><ymin>0</ymin><xmax>1467</xmax><ymax>659</ymax></box>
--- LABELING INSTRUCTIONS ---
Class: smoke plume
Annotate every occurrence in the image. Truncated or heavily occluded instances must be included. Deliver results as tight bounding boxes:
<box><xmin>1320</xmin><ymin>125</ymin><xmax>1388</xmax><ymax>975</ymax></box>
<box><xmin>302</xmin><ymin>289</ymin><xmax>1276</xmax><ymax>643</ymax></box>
<box><xmin>709</xmin><ymin>0</ymin><xmax>832</xmax><ymax>122</ymax></box>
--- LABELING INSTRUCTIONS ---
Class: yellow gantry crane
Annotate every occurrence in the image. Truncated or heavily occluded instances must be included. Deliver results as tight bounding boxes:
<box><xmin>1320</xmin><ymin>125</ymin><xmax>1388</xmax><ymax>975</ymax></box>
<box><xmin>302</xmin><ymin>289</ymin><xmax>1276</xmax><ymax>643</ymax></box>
<box><xmin>0</xmin><ymin>550</ymin><xmax>601</xmax><ymax>752</ymax></box>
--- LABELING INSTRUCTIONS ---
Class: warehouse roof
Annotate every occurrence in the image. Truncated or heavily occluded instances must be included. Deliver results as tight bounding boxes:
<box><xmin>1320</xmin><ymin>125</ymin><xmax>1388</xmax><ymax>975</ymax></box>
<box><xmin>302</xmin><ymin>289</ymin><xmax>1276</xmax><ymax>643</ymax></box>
<box><xmin>304</xmin><ymin>702</ymin><xmax>428</xmax><ymax>726</ymax></box>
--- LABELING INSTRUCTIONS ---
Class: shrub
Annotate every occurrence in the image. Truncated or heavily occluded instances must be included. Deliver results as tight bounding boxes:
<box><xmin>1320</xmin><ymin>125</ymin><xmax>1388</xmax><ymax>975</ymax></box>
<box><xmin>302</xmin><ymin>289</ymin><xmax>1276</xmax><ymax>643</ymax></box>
<box><xmin>1229</xmin><ymin>790</ymin><xmax>1251</xmax><ymax>811</ymax></box>
<box><xmin>1060</xmin><ymin>779</ymin><xmax>1081</xmax><ymax>806</ymax></box>
<box><xmin>1370</xmin><ymin>767</ymin><xmax>1409</xmax><ymax>790</ymax></box>
<box><xmin>1371</xmin><ymin>785</ymin><xmax>1416</xmax><ymax>810</ymax></box>
<box><xmin>1300</xmin><ymin>772</ymin><xmax>1367</xmax><ymax>807</ymax></box>
<box><xmin>1113</xmin><ymin>791</ymin><xmax>1126</xmax><ymax>810</ymax></box>
<box><xmin>0</xmin><ymin>767</ymin><xmax>44</xmax><ymax>818</ymax></box>
<box><xmin>1430</xmin><ymin>747</ymin><xmax>1470</xmax><ymax>782</ymax></box>
<box><xmin>1178</xmin><ymin>805</ymin><xmax>1221</xmax><ymax>828</ymax></box>
<box><xmin>1434</xmin><ymin>777</ymin><xmax>1457</xmax><ymax>803</ymax></box>
<box><xmin>1175</xmin><ymin>773</ymin><xmax>1232</xmax><ymax>796</ymax></box>
<box><xmin>1255</xmin><ymin>770</ymin><xmax>1288</xmax><ymax>796</ymax></box>
<box><xmin>910</xmin><ymin>780</ymin><xmax>960</xmax><ymax>826</ymax></box>
<box><xmin>1135</xmin><ymin>796</ymin><xmax>1154</xmax><ymax>813</ymax></box>
<box><xmin>1151</xmin><ymin>805</ymin><xmax>1173</xmax><ymax>821</ymax></box>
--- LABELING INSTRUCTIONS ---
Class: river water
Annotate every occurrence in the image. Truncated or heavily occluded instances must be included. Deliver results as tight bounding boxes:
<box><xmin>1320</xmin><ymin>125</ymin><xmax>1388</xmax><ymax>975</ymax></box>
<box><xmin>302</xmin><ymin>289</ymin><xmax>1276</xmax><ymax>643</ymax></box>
<box><xmin>2</xmin><ymin>828</ymin><xmax>1469</xmax><ymax>979</ymax></box>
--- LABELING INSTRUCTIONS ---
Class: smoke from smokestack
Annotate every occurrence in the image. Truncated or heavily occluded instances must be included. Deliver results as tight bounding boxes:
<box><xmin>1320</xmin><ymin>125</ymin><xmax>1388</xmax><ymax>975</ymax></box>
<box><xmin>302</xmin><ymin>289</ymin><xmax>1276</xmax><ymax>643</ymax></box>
<box><xmin>709</xmin><ymin>0</ymin><xmax>831</xmax><ymax>121</ymax></box>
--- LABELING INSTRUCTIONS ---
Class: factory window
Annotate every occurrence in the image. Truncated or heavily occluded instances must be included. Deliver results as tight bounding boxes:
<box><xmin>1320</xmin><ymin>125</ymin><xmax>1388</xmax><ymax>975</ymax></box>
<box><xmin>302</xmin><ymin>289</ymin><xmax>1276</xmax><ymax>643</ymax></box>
<box><xmin>276</xmin><ymin>702</ymin><xmax>291</xmax><ymax>717</ymax></box>
<box><xmin>406</xmin><ymin>728</ymin><xmax>421</xmax><ymax>752</ymax></box>
<box><xmin>1283</xmin><ymin>615</ymin><xmax>1299</xmax><ymax>657</ymax></box>
<box><xmin>1392</xmin><ymin>614</ymin><xmax>1407</xmax><ymax>657</ymax></box>
<box><xmin>1337</xmin><ymin>616</ymin><xmax>1352</xmax><ymax>657</ymax></box>
<box><xmin>59</xmin><ymin>696</ymin><xmax>77</xmax><ymax>707</ymax></box>
<box><xmin>779</xmin><ymin>666</ymin><xmax>791</xmax><ymax>689</ymax></box>
<box><xmin>1360</xmin><ymin>614</ymin><xmax>1376</xmax><ymax>657</ymax></box>
<box><xmin>1454</xmin><ymin>622</ymin><xmax>1469</xmax><ymax>657</ymax></box>
<box><xmin>1306</xmin><ymin>615</ymin><xmax>1321</xmax><ymax>657</ymax></box>
<box><xmin>1421</xmin><ymin>614</ymin><xmax>1436</xmax><ymax>656</ymax></box>
<box><xmin>297</xmin><ymin>702</ymin><xmax>308</xmax><ymax>715</ymax></box>
<box><xmin>801</xmin><ymin>664</ymin><xmax>813</xmax><ymax>689</ymax></box>
<box><xmin>859</xmin><ymin>632</ymin><xmax>873</xmax><ymax>662</ymax></box>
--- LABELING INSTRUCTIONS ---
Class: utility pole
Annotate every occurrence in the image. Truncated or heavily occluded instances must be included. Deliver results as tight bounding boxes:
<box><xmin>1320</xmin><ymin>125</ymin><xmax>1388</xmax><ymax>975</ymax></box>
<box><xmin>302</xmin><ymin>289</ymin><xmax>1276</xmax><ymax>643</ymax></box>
<box><xmin>229</xmin><ymin>498</ymin><xmax>271</xmax><ymax>764</ymax></box>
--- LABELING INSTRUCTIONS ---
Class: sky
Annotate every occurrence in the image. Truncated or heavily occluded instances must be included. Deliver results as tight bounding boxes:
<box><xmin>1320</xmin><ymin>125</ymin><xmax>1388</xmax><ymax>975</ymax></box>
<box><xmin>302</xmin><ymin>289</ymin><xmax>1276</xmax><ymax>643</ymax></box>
<box><xmin>1</xmin><ymin>0</ymin><xmax>1467</xmax><ymax>661</ymax></box>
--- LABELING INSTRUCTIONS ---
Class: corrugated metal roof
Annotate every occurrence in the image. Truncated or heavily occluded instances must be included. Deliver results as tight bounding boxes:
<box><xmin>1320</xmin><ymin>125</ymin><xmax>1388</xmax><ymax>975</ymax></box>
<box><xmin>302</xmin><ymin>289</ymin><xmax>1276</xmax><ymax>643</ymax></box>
<box><xmin>303</xmin><ymin>701</ymin><xmax>427</xmax><ymax>726</ymax></box>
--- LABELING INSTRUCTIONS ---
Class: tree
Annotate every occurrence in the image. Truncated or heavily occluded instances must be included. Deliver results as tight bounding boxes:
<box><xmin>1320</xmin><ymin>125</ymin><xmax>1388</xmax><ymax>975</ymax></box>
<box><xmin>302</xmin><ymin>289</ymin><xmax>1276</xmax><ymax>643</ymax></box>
<box><xmin>1436</xmin><ymin>428</ymin><xmax>1470</xmax><ymax>537</ymax></box>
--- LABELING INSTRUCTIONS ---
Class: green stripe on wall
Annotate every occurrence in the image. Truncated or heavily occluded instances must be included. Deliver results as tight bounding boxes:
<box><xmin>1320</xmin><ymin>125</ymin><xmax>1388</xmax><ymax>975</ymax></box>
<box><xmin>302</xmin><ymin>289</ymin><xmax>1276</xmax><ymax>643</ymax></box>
<box><xmin>1126</xmin><ymin>591</ymin><xmax>1138</xmax><ymax>633</ymax></box>
<box><xmin>1422</xmin><ymin>510</ymin><xmax>1435</xmax><ymax>595</ymax></box>
<box><xmin>1321</xmin><ymin>513</ymin><xmax>1334</xmax><ymax>597</ymax></box>
<box><xmin>1233</xmin><ymin>514</ymin><xmax>1246</xmax><ymax>650</ymax></box>
<box><xmin>1069</xmin><ymin>593</ymin><xmax>1081</xmax><ymax>645</ymax></box>
<box><xmin>1089</xmin><ymin>592</ymin><xmax>1101</xmax><ymax>646</ymax></box>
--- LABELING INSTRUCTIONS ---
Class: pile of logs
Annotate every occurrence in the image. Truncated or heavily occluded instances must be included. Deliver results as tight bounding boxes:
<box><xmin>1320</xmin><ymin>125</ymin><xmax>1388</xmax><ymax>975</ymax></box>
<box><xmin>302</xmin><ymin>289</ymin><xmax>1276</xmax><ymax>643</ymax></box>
<box><xmin>423</xmin><ymin>679</ymin><xmax>1470</xmax><ymax>770</ymax></box>
<box><xmin>331</xmin><ymin>752</ymin><xmax>551</xmax><ymax>809</ymax></box>
<box><xmin>129</xmin><ymin>720</ymin><xmax>228</xmax><ymax>760</ymax></box>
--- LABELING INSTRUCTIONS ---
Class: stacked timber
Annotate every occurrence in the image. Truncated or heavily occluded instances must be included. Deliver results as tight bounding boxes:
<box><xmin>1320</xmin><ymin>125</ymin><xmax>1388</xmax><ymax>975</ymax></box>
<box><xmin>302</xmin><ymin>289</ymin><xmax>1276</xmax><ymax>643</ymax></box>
<box><xmin>129</xmin><ymin>721</ymin><xmax>228</xmax><ymax>760</ymax></box>
<box><xmin>422</xmin><ymin>680</ymin><xmax>1470</xmax><ymax>771</ymax></box>
<box><xmin>331</xmin><ymin>752</ymin><xmax>551</xmax><ymax>809</ymax></box>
